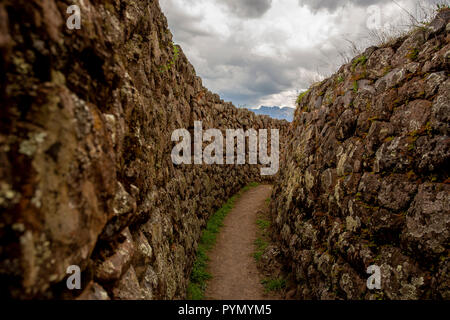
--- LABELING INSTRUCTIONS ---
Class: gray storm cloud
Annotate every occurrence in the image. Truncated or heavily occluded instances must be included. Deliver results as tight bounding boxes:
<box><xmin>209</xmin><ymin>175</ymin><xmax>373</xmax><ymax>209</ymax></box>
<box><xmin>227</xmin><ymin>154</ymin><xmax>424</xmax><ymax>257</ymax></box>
<box><xmin>298</xmin><ymin>0</ymin><xmax>391</xmax><ymax>12</ymax></box>
<box><xmin>219</xmin><ymin>0</ymin><xmax>273</xmax><ymax>18</ymax></box>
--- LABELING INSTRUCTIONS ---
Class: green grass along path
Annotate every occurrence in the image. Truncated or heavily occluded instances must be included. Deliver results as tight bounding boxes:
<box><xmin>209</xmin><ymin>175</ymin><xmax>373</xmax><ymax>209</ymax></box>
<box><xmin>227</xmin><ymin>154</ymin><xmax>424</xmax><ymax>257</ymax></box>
<box><xmin>187</xmin><ymin>183</ymin><xmax>282</xmax><ymax>300</ymax></box>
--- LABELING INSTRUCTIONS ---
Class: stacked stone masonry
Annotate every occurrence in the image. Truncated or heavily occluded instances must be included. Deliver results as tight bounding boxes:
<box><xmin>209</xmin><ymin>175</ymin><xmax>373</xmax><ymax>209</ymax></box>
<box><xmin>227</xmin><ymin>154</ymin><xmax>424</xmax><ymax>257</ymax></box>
<box><xmin>270</xmin><ymin>9</ymin><xmax>450</xmax><ymax>300</ymax></box>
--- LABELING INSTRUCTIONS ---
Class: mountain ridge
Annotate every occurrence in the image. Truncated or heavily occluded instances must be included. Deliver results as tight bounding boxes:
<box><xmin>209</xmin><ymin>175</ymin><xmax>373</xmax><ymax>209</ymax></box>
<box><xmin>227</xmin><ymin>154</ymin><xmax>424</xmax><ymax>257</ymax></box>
<box><xmin>248</xmin><ymin>106</ymin><xmax>295</xmax><ymax>122</ymax></box>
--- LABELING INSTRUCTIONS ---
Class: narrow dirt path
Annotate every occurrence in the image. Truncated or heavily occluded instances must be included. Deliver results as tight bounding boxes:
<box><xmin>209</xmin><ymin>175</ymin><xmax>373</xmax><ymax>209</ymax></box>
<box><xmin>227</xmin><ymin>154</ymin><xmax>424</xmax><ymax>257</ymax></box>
<box><xmin>204</xmin><ymin>184</ymin><xmax>277</xmax><ymax>300</ymax></box>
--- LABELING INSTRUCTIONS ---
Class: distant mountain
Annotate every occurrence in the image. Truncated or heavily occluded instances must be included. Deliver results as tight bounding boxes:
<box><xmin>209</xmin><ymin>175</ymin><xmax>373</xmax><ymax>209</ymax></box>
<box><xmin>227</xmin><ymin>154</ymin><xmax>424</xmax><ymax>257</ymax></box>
<box><xmin>250</xmin><ymin>106</ymin><xmax>295</xmax><ymax>122</ymax></box>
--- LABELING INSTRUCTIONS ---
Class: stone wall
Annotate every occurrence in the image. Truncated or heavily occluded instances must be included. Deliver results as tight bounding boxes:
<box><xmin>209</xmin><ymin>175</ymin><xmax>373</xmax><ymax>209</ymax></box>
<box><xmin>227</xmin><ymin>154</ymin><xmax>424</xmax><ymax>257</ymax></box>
<box><xmin>0</xmin><ymin>0</ymin><xmax>288</xmax><ymax>299</ymax></box>
<box><xmin>270</xmin><ymin>10</ymin><xmax>449</xmax><ymax>299</ymax></box>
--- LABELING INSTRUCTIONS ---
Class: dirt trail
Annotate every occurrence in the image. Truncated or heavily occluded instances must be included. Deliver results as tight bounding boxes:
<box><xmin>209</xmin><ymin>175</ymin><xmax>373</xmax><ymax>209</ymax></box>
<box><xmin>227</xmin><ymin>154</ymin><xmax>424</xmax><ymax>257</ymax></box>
<box><xmin>204</xmin><ymin>184</ymin><xmax>278</xmax><ymax>300</ymax></box>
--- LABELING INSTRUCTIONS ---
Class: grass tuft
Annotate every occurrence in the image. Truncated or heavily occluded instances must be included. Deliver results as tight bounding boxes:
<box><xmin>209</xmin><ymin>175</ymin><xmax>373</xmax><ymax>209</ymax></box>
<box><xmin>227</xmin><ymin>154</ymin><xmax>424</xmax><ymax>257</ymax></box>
<box><xmin>253</xmin><ymin>206</ymin><xmax>271</xmax><ymax>262</ymax></box>
<box><xmin>261</xmin><ymin>278</ymin><xmax>286</xmax><ymax>292</ymax></box>
<box><xmin>406</xmin><ymin>47</ymin><xmax>419</xmax><ymax>61</ymax></box>
<box><xmin>256</xmin><ymin>219</ymin><xmax>271</xmax><ymax>230</ymax></box>
<box><xmin>353</xmin><ymin>80</ymin><xmax>359</xmax><ymax>93</ymax></box>
<box><xmin>253</xmin><ymin>238</ymin><xmax>269</xmax><ymax>262</ymax></box>
<box><xmin>296</xmin><ymin>89</ymin><xmax>310</xmax><ymax>105</ymax></box>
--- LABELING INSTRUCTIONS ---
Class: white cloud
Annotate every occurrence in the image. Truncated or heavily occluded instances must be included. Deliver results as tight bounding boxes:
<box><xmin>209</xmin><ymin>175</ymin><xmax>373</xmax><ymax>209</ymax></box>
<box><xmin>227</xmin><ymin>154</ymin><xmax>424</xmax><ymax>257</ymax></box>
<box><xmin>160</xmin><ymin>0</ymin><xmax>437</xmax><ymax>108</ymax></box>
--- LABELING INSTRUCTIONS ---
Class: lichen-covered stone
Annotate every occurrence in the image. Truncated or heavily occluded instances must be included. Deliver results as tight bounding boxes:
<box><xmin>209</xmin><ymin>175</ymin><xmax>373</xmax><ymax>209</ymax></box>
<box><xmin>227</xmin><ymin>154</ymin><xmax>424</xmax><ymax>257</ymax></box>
<box><xmin>77</xmin><ymin>282</ymin><xmax>110</xmax><ymax>301</ymax></box>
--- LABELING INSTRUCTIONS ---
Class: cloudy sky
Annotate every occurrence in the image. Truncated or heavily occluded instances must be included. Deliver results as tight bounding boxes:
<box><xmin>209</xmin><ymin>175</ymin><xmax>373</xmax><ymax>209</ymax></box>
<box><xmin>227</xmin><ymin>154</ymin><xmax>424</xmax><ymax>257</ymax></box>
<box><xmin>160</xmin><ymin>0</ymin><xmax>441</xmax><ymax>108</ymax></box>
